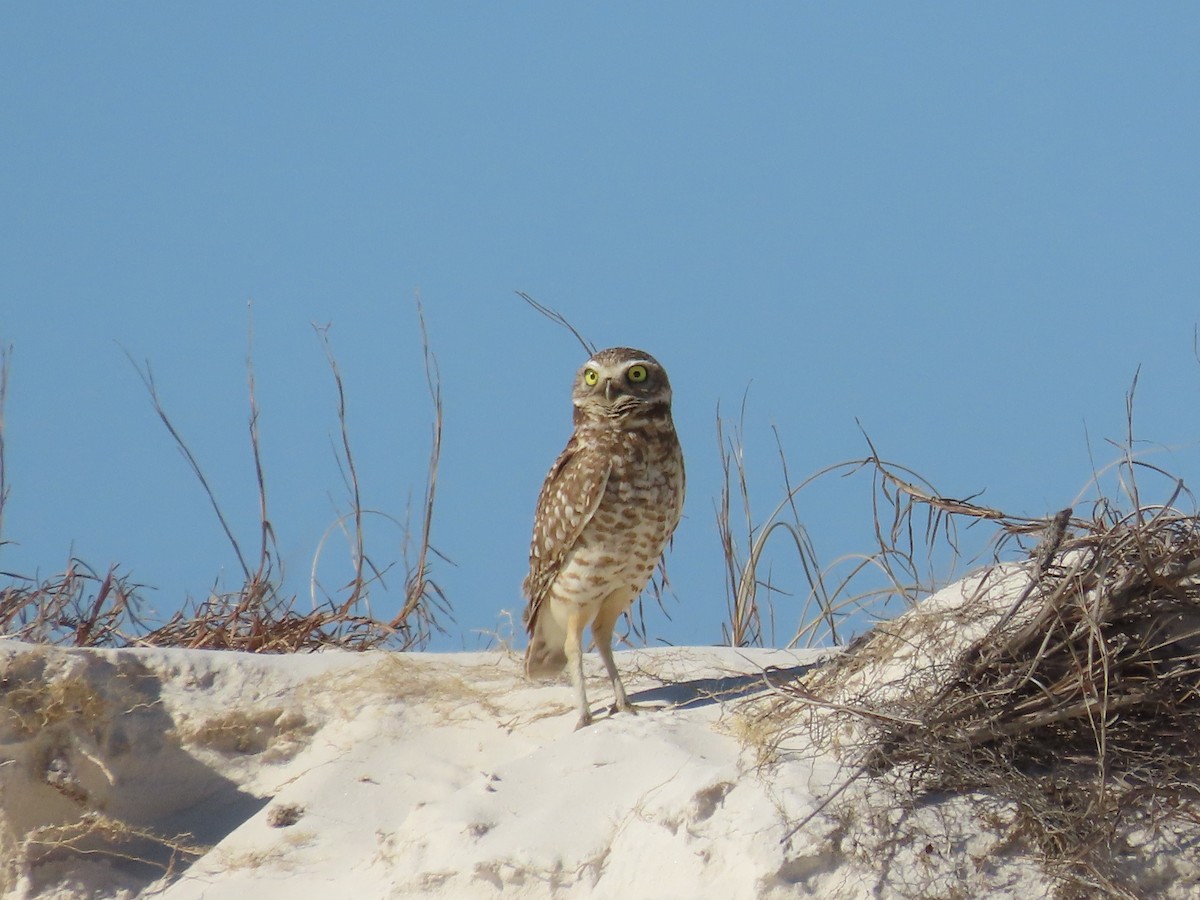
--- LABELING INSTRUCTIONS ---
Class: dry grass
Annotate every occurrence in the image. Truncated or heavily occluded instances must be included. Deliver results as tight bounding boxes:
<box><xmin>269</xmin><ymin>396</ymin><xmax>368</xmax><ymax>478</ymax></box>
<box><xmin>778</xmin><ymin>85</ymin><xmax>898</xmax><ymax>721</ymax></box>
<box><xmin>1</xmin><ymin>305</ymin><xmax>448</xmax><ymax>653</ymax></box>
<box><xmin>1</xmin><ymin>562</ymin><xmax>147</xmax><ymax>649</ymax></box>
<box><xmin>21</xmin><ymin>811</ymin><xmax>207</xmax><ymax>875</ymax></box>
<box><xmin>860</xmin><ymin>503</ymin><xmax>1200</xmax><ymax>896</ymax></box>
<box><xmin>181</xmin><ymin>705</ymin><xmax>312</xmax><ymax>759</ymax></box>
<box><xmin>715</xmin><ymin>403</ymin><xmax>1001</xmax><ymax>650</ymax></box>
<box><xmin>755</xmin><ymin>401</ymin><xmax>1200</xmax><ymax>897</ymax></box>
<box><xmin>0</xmin><ymin>657</ymin><xmax>109</xmax><ymax>741</ymax></box>
<box><xmin>390</xmin><ymin>299</ymin><xmax>452</xmax><ymax>644</ymax></box>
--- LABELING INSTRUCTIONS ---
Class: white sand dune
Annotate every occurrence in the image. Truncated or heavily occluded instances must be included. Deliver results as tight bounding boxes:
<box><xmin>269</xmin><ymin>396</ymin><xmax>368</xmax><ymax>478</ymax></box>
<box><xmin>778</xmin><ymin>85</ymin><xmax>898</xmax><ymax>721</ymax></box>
<box><xmin>1</xmin><ymin>575</ymin><xmax>1191</xmax><ymax>898</ymax></box>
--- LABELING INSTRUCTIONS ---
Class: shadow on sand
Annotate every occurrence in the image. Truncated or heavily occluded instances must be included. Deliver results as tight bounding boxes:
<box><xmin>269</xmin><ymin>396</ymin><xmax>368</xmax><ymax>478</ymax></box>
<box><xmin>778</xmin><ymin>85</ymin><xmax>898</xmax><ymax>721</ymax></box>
<box><xmin>629</xmin><ymin>662</ymin><xmax>820</xmax><ymax>711</ymax></box>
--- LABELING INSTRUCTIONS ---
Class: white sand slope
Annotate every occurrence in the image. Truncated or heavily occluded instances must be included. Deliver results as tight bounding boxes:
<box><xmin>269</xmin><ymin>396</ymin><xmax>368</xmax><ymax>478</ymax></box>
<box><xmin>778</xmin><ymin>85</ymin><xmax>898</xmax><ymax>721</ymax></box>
<box><xmin>5</xmin><ymin>573</ymin><xmax>1178</xmax><ymax>899</ymax></box>
<box><xmin>2</xmin><ymin>642</ymin><xmax>852</xmax><ymax>899</ymax></box>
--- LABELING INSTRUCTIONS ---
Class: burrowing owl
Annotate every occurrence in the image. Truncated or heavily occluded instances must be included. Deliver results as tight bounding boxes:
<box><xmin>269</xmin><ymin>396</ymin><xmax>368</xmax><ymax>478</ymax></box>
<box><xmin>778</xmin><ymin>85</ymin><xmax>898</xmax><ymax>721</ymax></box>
<box><xmin>524</xmin><ymin>347</ymin><xmax>685</xmax><ymax>729</ymax></box>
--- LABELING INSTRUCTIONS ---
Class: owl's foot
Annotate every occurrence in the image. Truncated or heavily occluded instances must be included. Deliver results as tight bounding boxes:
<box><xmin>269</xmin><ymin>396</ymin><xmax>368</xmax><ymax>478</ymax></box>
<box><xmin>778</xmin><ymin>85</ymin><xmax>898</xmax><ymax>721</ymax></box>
<box><xmin>574</xmin><ymin>710</ymin><xmax>594</xmax><ymax>730</ymax></box>
<box><xmin>608</xmin><ymin>699</ymin><xmax>638</xmax><ymax>717</ymax></box>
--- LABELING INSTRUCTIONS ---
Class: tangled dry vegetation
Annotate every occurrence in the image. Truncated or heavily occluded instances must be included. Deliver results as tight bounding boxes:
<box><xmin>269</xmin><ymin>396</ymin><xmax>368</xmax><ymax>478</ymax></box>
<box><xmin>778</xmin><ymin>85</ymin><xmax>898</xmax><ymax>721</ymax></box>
<box><xmin>749</xmin><ymin>452</ymin><xmax>1200</xmax><ymax>898</ymax></box>
<box><xmin>0</xmin><ymin>307</ymin><xmax>449</xmax><ymax>654</ymax></box>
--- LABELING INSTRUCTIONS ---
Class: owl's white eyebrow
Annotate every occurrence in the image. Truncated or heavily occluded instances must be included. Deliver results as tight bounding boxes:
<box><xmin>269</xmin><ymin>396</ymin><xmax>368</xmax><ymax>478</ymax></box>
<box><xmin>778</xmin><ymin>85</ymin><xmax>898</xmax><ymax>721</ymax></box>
<box><xmin>587</xmin><ymin>360</ymin><xmax>654</xmax><ymax>371</ymax></box>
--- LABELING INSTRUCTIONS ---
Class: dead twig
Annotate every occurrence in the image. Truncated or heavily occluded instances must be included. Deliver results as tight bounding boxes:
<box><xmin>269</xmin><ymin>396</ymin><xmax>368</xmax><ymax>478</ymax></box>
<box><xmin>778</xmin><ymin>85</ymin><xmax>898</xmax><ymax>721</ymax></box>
<box><xmin>391</xmin><ymin>296</ymin><xmax>452</xmax><ymax>646</ymax></box>
<box><xmin>516</xmin><ymin>291</ymin><xmax>596</xmax><ymax>356</ymax></box>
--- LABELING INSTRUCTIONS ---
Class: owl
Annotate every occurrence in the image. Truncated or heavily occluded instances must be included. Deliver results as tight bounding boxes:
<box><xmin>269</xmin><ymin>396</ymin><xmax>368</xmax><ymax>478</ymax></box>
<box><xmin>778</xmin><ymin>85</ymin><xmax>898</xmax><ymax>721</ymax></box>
<box><xmin>523</xmin><ymin>346</ymin><xmax>685</xmax><ymax>729</ymax></box>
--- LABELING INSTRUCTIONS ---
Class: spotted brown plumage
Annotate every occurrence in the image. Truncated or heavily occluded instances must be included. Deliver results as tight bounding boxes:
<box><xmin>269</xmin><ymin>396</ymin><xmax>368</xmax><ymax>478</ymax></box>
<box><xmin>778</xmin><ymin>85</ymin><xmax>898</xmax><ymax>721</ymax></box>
<box><xmin>523</xmin><ymin>347</ymin><xmax>685</xmax><ymax>728</ymax></box>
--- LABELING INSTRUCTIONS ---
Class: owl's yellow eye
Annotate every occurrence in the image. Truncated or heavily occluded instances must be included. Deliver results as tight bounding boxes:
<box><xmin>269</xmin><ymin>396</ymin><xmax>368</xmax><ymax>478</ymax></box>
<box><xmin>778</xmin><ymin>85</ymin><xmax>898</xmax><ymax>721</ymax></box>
<box><xmin>627</xmin><ymin>365</ymin><xmax>648</xmax><ymax>383</ymax></box>
<box><xmin>583</xmin><ymin>368</ymin><xmax>599</xmax><ymax>386</ymax></box>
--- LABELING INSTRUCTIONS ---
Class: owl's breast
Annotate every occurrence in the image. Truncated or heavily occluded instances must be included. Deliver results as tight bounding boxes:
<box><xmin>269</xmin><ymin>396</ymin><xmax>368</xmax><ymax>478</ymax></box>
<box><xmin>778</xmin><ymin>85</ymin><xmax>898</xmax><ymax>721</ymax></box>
<box><xmin>535</xmin><ymin>421</ymin><xmax>684</xmax><ymax>615</ymax></box>
<box><xmin>582</xmin><ymin>437</ymin><xmax>683</xmax><ymax>554</ymax></box>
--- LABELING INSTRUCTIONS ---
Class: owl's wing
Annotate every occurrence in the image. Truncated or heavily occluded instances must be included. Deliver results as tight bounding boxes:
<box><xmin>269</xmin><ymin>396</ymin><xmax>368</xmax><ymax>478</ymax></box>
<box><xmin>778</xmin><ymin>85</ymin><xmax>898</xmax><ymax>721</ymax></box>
<box><xmin>523</xmin><ymin>435</ymin><xmax>612</xmax><ymax>626</ymax></box>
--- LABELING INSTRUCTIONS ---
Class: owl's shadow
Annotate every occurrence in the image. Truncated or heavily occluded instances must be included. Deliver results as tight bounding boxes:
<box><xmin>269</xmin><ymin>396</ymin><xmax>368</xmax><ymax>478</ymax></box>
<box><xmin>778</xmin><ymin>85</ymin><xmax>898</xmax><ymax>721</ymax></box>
<box><xmin>628</xmin><ymin>663</ymin><xmax>820</xmax><ymax>711</ymax></box>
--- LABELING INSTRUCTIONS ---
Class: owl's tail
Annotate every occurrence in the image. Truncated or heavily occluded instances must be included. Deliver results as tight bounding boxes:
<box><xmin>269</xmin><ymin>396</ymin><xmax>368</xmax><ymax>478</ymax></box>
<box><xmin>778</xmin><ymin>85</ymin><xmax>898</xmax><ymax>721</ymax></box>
<box><xmin>525</xmin><ymin>608</ymin><xmax>568</xmax><ymax>679</ymax></box>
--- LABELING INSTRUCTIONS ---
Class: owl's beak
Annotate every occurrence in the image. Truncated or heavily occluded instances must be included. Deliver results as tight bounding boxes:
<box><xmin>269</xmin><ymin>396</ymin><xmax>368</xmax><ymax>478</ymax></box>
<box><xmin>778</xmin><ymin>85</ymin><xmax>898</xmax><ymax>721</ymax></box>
<box><xmin>604</xmin><ymin>378</ymin><xmax>616</xmax><ymax>402</ymax></box>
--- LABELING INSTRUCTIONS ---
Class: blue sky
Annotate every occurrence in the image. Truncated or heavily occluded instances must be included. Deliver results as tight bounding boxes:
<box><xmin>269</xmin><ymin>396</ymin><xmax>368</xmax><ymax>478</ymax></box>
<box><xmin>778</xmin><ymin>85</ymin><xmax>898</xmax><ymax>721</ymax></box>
<box><xmin>3</xmin><ymin>5</ymin><xmax>1199</xmax><ymax>649</ymax></box>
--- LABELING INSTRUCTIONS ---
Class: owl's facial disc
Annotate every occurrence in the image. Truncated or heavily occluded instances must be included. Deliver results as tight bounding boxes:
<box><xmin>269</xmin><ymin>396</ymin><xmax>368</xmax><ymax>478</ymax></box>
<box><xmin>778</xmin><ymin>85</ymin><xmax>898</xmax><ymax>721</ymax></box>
<box><xmin>575</xmin><ymin>358</ymin><xmax>665</xmax><ymax>416</ymax></box>
<box><xmin>572</xmin><ymin>348</ymin><xmax>672</xmax><ymax>421</ymax></box>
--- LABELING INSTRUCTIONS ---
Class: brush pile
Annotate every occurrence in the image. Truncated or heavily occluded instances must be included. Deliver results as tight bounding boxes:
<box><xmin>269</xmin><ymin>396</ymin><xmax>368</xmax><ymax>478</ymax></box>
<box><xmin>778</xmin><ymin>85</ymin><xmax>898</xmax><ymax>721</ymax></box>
<box><xmin>873</xmin><ymin>504</ymin><xmax>1200</xmax><ymax>779</ymax></box>
<box><xmin>774</xmin><ymin>499</ymin><xmax>1200</xmax><ymax>897</ymax></box>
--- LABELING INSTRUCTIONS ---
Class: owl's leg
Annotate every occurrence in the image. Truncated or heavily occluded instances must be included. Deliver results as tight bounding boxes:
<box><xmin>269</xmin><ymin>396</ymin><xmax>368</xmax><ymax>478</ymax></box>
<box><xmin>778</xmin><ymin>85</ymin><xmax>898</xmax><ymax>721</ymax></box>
<box><xmin>592</xmin><ymin>604</ymin><xmax>635</xmax><ymax>717</ymax></box>
<box><xmin>564</xmin><ymin>608</ymin><xmax>593</xmax><ymax>729</ymax></box>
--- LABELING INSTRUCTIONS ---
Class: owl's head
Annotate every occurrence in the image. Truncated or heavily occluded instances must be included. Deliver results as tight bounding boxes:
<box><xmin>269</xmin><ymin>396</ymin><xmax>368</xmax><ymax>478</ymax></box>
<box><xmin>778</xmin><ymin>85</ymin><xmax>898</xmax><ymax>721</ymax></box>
<box><xmin>571</xmin><ymin>347</ymin><xmax>673</xmax><ymax>422</ymax></box>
